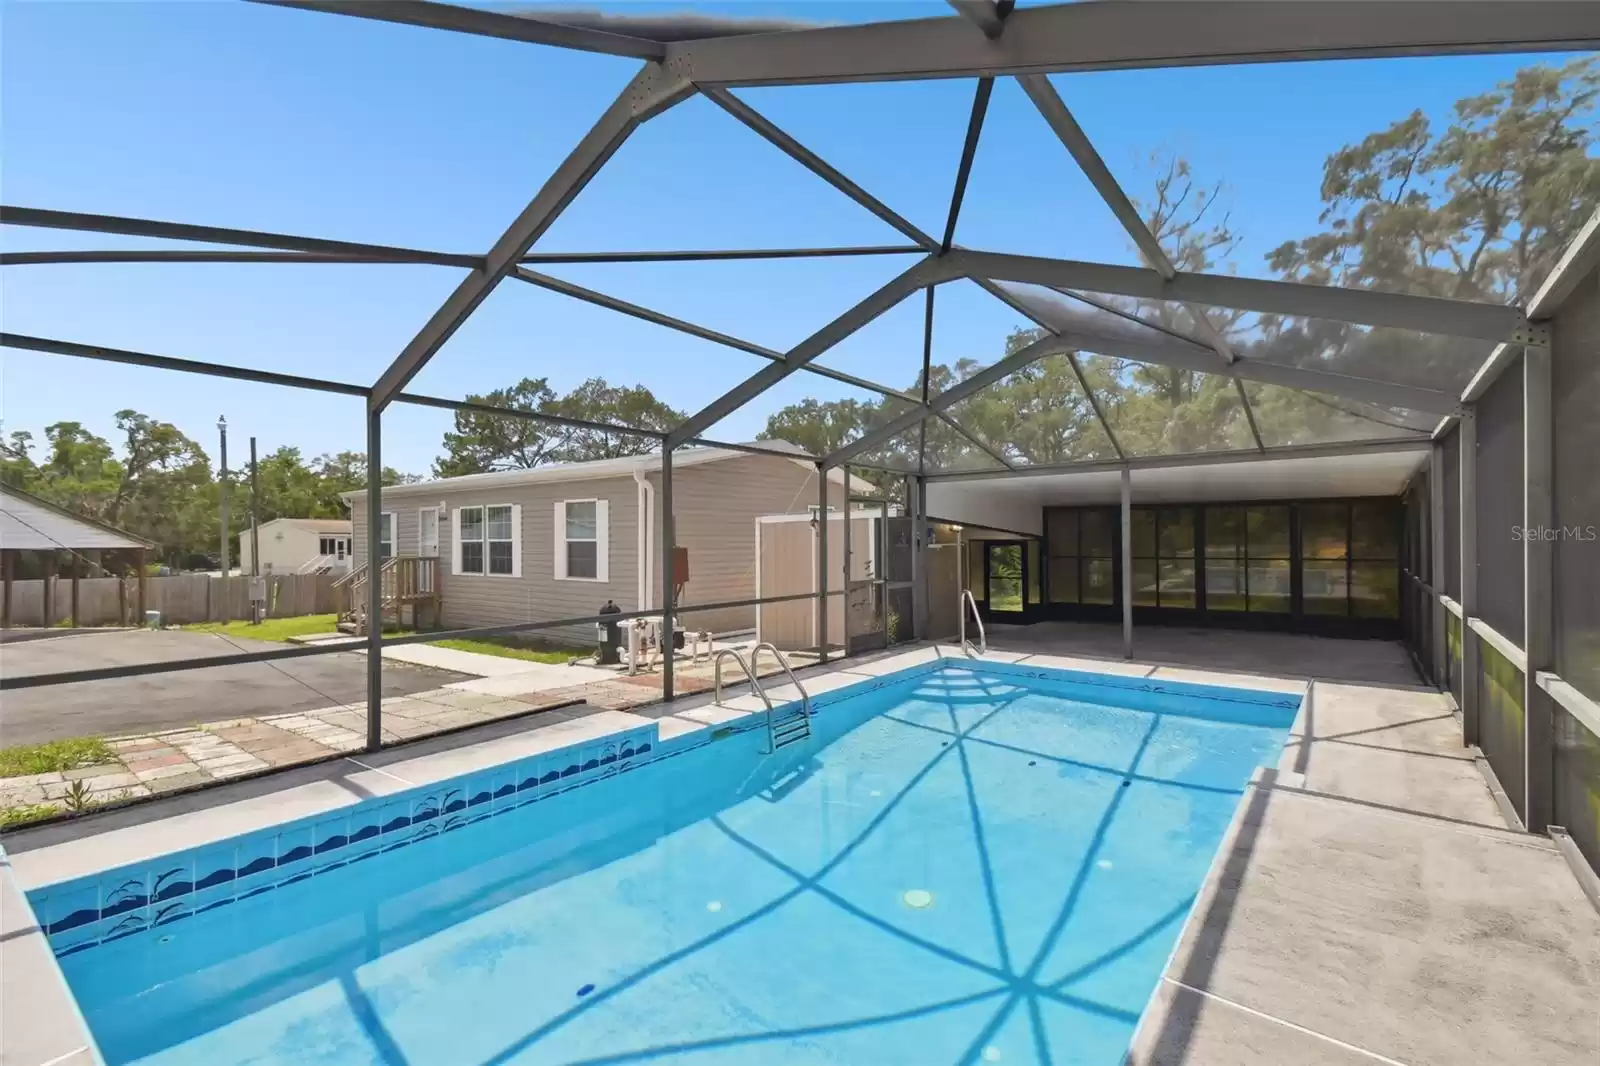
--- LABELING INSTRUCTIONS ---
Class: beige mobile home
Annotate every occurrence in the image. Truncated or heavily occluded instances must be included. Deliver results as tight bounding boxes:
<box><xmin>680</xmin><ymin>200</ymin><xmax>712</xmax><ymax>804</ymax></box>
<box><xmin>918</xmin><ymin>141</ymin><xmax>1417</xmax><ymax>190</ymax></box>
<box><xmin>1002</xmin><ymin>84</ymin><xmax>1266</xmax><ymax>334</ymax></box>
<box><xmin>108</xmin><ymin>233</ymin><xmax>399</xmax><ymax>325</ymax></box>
<box><xmin>346</xmin><ymin>444</ymin><xmax>867</xmax><ymax>643</ymax></box>
<box><xmin>238</xmin><ymin>517</ymin><xmax>353</xmax><ymax>576</ymax></box>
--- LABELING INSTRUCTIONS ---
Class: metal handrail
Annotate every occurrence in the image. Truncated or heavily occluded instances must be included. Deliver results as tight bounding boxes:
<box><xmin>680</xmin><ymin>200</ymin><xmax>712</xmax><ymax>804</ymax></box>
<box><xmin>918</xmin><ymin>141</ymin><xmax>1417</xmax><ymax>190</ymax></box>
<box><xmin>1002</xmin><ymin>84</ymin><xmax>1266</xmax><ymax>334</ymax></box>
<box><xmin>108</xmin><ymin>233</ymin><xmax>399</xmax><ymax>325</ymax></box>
<box><xmin>959</xmin><ymin>589</ymin><xmax>986</xmax><ymax>657</ymax></box>
<box><xmin>713</xmin><ymin>649</ymin><xmax>772</xmax><ymax>712</ymax></box>
<box><xmin>750</xmin><ymin>642</ymin><xmax>811</xmax><ymax>719</ymax></box>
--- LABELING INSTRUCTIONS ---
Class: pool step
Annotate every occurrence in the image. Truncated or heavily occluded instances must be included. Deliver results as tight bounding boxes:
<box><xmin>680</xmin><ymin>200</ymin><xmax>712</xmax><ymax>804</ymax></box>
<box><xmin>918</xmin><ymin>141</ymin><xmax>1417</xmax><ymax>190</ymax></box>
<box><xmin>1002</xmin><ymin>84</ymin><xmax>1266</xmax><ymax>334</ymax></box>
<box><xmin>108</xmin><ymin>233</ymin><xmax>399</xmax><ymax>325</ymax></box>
<box><xmin>770</xmin><ymin>709</ymin><xmax>812</xmax><ymax>750</ymax></box>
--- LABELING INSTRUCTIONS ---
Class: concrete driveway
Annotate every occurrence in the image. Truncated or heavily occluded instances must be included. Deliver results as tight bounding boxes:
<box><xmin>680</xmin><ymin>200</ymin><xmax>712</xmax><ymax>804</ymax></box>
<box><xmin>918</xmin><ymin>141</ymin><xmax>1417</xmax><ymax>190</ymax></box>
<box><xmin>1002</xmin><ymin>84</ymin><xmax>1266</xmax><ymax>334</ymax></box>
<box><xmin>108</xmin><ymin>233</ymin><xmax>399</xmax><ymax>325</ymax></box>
<box><xmin>0</xmin><ymin>629</ymin><xmax>468</xmax><ymax>746</ymax></box>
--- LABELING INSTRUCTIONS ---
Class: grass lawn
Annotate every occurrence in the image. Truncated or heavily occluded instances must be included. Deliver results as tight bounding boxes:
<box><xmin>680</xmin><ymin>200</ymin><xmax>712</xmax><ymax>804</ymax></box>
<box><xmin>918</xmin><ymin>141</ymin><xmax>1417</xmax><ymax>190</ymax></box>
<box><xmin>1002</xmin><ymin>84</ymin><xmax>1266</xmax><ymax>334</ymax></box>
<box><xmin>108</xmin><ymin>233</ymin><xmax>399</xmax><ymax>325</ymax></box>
<box><xmin>0</xmin><ymin>737</ymin><xmax>115</xmax><ymax>779</ymax></box>
<box><xmin>428</xmin><ymin>637</ymin><xmax>578</xmax><ymax>665</ymax></box>
<box><xmin>0</xmin><ymin>803</ymin><xmax>61</xmax><ymax>828</ymax></box>
<box><xmin>182</xmin><ymin>613</ymin><xmax>341</xmax><ymax>642</ymax></box>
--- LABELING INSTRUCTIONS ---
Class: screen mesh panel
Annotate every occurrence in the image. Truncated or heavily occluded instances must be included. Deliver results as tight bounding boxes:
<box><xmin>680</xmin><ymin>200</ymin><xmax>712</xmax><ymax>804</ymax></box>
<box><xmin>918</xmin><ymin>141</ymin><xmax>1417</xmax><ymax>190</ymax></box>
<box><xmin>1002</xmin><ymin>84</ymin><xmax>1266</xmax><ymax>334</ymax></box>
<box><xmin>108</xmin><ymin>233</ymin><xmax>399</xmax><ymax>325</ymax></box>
<box><xmin>1475</xmin><ymin>357</ymin><xmax>1524</xmax><ymax>643</ymax></box>
<box><xmin>1442</xmin><ymin>428</ymin><xmax>1461</xmax><ymax>600</ymax></box>
<box><xmin>1552</xmin><ymin>262</ymin><xmax>1600</xmax><ymax>704</ymax></box>
<box><xmin>1478</xmin><ymin>637</ymin><xmax>1527</xmax><ymax>824</ymax></box>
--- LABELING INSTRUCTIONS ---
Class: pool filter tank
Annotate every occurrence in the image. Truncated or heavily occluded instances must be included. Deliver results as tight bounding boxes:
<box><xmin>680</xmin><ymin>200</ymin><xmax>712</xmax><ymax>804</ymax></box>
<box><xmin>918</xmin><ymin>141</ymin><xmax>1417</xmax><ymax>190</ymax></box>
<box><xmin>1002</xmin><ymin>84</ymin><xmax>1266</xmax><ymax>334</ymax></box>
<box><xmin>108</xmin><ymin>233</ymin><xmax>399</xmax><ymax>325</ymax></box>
<box><xmin>596</xmin><ymin>599</ymin><xmax>622</xmax><ymax>665</ymax></box>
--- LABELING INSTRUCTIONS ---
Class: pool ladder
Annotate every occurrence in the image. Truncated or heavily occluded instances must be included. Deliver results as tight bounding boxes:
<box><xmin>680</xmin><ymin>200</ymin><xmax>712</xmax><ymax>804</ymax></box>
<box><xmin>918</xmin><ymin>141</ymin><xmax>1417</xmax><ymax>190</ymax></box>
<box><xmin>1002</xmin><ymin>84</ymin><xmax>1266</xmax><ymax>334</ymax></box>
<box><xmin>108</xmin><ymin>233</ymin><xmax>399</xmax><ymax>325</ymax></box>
<box><xmin>713</xmin><ymin>643</ymin><xmax>812</xmax><ymax>754</ymax></box>
<box><xmin>959</xmin><ymin>589</ymin><xmax>987</xmax><ymax>658</ymax></box>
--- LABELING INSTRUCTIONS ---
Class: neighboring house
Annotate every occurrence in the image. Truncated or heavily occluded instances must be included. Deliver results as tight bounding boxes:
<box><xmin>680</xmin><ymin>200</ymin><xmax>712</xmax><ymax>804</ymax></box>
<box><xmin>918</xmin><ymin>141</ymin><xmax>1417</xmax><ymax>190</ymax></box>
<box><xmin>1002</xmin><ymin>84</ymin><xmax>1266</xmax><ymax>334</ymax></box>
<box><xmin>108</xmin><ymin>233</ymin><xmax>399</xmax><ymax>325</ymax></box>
<box><xmin>345</xmin><ymin>443</ymin><xmax>869</xmax><ymax>643</ymax></box>
<box><xmin>239</xmin><ymin>517</ymin><xmax>353</xmax><ymax>575</ymax></box>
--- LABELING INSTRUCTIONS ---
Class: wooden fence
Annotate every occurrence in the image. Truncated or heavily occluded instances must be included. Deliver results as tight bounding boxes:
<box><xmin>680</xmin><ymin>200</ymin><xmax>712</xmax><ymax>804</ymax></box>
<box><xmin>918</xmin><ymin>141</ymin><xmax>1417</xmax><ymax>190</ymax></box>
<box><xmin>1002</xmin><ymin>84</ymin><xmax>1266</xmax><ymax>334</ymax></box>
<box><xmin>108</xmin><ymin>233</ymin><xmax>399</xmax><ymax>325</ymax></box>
<box><xmin>2</xmin><ymin>573</ymin><xmax>339</xmax><ymax>628</ymax></box>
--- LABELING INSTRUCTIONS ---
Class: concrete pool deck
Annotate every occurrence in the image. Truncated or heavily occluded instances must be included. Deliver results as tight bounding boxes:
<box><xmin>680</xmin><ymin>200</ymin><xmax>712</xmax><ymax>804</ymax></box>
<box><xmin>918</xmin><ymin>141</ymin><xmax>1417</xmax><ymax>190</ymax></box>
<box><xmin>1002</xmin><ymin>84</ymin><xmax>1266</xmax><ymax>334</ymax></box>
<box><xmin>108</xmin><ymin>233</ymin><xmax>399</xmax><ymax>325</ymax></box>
<box><xmin>3</xmin><ymin>629</ymin><xmax>1597</xmax><ymax>1066</ymax></box>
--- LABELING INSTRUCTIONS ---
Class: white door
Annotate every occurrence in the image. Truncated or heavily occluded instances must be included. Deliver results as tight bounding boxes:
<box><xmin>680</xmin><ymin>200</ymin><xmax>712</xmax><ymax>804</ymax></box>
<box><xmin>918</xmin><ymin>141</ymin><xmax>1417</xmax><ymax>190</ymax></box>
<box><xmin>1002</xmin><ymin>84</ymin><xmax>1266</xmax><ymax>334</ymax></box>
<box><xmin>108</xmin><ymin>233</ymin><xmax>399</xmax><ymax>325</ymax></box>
<box><xmin>418</xmin><ymin>508</ymin><xmax>440</xmax><ymax>591</ymax></box>
<box><xmin>420</xmin><ymin>509</ymin><xmax>440</xmax><ymax>557</ymax></box>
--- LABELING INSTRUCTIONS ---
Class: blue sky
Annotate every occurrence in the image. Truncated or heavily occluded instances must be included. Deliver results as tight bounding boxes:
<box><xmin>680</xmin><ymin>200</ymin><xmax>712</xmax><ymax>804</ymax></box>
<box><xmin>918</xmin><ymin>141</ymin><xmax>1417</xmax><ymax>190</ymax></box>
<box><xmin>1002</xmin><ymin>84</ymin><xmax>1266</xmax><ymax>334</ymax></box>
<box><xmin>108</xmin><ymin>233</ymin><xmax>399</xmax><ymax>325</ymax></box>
<box><xmin>1</xmin><ymin>1</ymin><xmax>1579</xmax><ymax>475</ymax></box>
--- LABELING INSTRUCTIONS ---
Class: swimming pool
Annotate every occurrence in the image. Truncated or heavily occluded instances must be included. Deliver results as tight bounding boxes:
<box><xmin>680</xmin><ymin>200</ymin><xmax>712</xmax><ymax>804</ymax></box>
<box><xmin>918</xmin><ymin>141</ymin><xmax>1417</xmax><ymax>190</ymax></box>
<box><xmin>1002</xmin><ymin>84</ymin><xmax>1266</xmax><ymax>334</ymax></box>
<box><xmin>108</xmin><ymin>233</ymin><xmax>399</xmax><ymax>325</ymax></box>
<box><xmin>29</xmin><ymin>658</ymin><xmax>1298</xmax><ymax>1065</ymax></box>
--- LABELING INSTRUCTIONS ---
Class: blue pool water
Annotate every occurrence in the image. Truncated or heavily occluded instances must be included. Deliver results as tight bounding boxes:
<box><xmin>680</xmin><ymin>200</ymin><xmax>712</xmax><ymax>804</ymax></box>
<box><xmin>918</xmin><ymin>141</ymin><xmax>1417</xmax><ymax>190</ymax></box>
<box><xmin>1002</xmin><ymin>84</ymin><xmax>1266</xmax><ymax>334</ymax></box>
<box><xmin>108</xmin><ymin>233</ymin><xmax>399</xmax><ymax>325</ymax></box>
<box><xmin>44</xmin><ymin>661</ymin><xmax>1296</xmax><ymax>1065</ymax></box>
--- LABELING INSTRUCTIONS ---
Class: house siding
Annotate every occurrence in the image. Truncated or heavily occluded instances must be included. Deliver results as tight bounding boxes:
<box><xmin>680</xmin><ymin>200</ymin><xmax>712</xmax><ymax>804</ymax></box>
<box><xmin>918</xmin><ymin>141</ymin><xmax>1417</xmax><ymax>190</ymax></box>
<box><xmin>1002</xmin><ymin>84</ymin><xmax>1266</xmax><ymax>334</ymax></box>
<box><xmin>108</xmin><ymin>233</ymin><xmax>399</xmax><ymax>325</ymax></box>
<box><xmin>350</xmin><ymin>453</ymin><xmax>846</xmax><ymax>647</ymax></box>
<box><xmin>353</xmin><ymin>476</ymin><xmax>640</xmax><ymax>646</ymax></box>
<box><xmin>660</xmin><ymin>455</ymin><xmax>842</xmax><ymax>635</ymax></box>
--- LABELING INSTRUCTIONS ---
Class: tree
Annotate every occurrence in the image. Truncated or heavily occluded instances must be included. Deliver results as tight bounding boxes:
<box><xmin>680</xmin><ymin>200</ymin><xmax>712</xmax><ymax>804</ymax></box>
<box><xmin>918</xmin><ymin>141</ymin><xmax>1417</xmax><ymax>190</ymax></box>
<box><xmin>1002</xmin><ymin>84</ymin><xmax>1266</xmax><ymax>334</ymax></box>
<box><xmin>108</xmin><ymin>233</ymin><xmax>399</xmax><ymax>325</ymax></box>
<box><xmin>434</xmin><ymin>377</ymin><xmax>682</xmax><ymax>477</ymax></box>
<box><xmin>1258</xmin><ymin>56</ymin><xmax>1600</xmax><ymax>394</ymax></box>
<box><xmin>547</xmin><ymin>379</ymin><xmax>681</xmax><ymax>462</ymax></box>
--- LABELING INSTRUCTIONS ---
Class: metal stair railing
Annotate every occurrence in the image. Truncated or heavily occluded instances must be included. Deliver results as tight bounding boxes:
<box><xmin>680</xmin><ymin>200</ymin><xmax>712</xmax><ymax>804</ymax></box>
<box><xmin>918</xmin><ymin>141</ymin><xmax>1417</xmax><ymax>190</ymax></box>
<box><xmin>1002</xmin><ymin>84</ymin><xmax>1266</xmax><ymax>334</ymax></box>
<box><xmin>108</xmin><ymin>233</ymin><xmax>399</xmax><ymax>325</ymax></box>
<box><xmin>750</xmin><ymin>642</ymin><xmax>812</xmax><ymax>750</ymax></box>
<box><xmin>959</xmin><ymin>589</ymin><xmax>987</xmax><ymax>658</ymax></box>
<box><xmin>713</xmin><ymin>647</ymin><xmax>812</xmax><ymax>754</ymax></box>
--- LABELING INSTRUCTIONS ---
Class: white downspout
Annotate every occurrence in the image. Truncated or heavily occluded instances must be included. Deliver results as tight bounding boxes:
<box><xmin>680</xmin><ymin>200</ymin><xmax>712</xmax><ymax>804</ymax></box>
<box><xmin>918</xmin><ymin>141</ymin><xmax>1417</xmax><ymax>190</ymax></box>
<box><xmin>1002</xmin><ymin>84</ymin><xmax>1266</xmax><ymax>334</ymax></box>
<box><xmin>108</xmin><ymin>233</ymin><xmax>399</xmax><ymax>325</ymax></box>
<box><xmin>633</xmin><ymin>466</ymin><xmax>654</xmax><ymax>612</ymax></box>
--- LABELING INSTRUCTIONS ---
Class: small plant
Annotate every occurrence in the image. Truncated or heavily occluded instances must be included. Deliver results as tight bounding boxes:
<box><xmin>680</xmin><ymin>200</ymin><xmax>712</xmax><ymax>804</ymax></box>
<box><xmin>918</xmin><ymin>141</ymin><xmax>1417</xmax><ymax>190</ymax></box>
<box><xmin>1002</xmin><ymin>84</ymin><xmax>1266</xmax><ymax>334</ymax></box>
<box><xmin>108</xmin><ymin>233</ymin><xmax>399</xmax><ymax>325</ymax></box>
<box><xmin>62</xmin><ymin>779</ymin><xmax>97</xmax><ymax>813</ymax></box>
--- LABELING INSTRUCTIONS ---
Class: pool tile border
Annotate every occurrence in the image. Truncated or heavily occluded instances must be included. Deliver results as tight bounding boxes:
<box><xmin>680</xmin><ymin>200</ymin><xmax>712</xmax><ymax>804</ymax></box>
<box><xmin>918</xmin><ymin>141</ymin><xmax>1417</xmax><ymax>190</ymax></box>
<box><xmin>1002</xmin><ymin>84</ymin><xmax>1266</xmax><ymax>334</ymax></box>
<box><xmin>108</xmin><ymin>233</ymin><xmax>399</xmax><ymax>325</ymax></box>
<box><xmin>30</xmin><ymin>725</ymin><xmax>657</xmax><ymax>956</ymax></box>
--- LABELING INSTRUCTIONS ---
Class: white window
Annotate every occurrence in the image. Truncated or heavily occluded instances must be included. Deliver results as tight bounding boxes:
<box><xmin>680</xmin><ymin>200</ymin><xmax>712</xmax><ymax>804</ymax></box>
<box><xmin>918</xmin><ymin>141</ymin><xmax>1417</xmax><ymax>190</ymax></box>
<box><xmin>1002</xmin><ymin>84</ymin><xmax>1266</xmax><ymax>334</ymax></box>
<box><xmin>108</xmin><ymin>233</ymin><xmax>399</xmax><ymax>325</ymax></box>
<box><xmin>555</xmin><ymin>499</ymin><xmax>608</xmax><ymax>582</ymax></box>
<box><xmin>378</xmin><ymin>513</ymin><xmax>395</xmax><ymax>559</ymax></box>
<box><xmin>453</xmin><ymin>504</ymin><xmax>520</xmax><ymax>577</ymax></box>
<box><xmin>319</xmin><ymin>536</ymin><xmax>338</xmax><ymax>555</ymax></box>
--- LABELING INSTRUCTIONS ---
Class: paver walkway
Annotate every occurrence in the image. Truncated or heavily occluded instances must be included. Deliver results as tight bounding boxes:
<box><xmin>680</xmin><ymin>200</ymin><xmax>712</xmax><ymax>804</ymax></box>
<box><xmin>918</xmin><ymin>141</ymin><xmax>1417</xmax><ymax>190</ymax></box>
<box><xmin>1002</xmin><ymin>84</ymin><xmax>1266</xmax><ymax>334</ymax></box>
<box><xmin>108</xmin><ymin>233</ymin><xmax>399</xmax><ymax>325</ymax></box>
<box><xmin>0</xmin><ymin>645</ymin><xmax>816</xmax><ymax>821</ymax></box>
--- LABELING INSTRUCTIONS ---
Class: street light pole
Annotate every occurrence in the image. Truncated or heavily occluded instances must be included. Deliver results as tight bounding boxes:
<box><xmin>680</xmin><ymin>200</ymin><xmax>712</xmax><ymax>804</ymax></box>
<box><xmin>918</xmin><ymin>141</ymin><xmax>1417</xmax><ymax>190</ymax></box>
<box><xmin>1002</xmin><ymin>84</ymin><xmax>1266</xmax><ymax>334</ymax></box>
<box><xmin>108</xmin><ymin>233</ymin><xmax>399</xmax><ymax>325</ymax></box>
<box><xmin>217</xmin><ymin>415</ymin><xmax>229</xmax><ymax>622</ymax></box>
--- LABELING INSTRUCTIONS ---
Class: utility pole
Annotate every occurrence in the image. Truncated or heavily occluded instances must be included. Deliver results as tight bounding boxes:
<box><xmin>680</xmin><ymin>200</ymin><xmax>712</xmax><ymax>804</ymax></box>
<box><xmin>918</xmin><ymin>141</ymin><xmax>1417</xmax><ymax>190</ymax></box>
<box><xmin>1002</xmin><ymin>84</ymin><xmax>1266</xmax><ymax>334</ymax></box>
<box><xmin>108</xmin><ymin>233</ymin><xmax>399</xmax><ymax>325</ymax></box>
<box><xmin>249</xmin><ymin>435</ymin><xmax>262</xmax><ymax>625</ymax></box>
<box><xmin>217</xmin><ymin>415</ymin><xmax>230</xmax><ymax>622</ymax></box>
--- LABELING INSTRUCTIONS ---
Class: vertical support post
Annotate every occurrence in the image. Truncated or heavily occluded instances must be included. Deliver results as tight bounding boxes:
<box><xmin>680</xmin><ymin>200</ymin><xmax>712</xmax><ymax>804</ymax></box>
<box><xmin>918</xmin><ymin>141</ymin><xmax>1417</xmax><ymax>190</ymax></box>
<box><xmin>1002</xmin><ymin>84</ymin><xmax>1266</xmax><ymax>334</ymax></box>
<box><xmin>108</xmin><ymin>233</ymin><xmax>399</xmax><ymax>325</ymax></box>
<box><xmin>43</xmin><ymin>552</ymin><xmax>56</xmax><ymax>628</ymax></box>
<box><xmin>118</xmin><ymin>554</ymin><xmax>128</xmax><ymax>627</ymax></box>
<box><xmin>1523</xmin><ymin>346</ymin><xmax>1553</xmax><ymax>832</ymax></box>
<box><xmin>843</xmin><ymin>465</ymin><xmax>853</xmax><ymax>656</ymax></box>
<box><xmin>250</xmin><ymin>436</ymin><xmax>262</xmax><ymax>625</ymax></box>
<box><xmin>1430</xmin><ymin>441</ymin><xmax>1448</xmax><ymax>687</ymax></box>
<box><xmin>69</xmin><ymin>552</ymin><xmax>81</xmax><ymax>628</ymax></box>
<box><xmin>1459</xmin><ymin>405</ymin><xmax>1480</xmax><ymax>746</ymax></box>
<box><xmin>365</xmin><ymin>406</ymin><xmax>383</xmax><ymax>752</ymax></box>
<box><xmin>660</xmin><ymin>445</ymin><xmax>675</xmax><ymax>701</ymax></box>
<box><xmin>218</xmin><ymin>417</ymin><xmax>230</xmax><ymax>623</ymax></box>
<box><xmin>136</xmin><ymin>547</ymin><xmax>147</xmax><ymax>624</ymax></box>
<box><xmin>816</xmin><ymin>462</ymin><xmax>829</xmax><ymax>663</ymax></box>
<box><xmin>911</xmin><ymin>474</ymin><xmax>928</xmax><ymax>641</ymax></box>
<box><xmin>2</xmin><ymin>549</ymin><xmax>13</xmax><ymax>629</ymax></box>
<box><xmin>1121</xmin><ymin>467</ymin><xmax>1133</xmax><ymax>659</ymax></box>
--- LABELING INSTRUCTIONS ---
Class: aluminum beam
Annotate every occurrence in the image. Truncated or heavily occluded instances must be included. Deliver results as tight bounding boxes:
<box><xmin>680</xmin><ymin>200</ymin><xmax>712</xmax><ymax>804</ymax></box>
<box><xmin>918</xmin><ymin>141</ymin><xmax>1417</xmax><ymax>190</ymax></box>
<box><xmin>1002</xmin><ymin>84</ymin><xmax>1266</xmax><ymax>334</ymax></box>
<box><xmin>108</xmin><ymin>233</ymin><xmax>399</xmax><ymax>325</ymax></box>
<box><xmin>940</xmin><ymin>412</ymin><xmax>1015</xmax><ymax>470</ymax></box>
<box><xmin>1121</xmin><ymin>467</ymin><xmax>1133</xmax><ymax>657</ymax></box>
<box><xmin>665</xmin><ymin>258</ymin><xmax>942</xmax><ymax>448</ymax></box>
<box><xmin>1526</xmin><ymin>205</ymin><xmax>1600</xmax><ymax>319</ymax></box>
<box><xmin>945</xmin><ymin>249</ymin><xmax>1537</xmax><ymax>343</ymax></box>
<box><xmin>1430</xmin><ymin>441</ymin><xmax>1449</xmax><ymax>684</ymax></box>
<box><xmin>1523</xmin><ymin>345</ymin><xmax>1554</xmax><ymax>832</ymax></box>
<box><xmin>923</xmin><ymin>435</ymin><xmax>1432</xmax><ymax>482</ymax></box>
<box><xmin>2</xmin><ymin>332</ymin><xmax>370</xmax><ymax>397</ymax></box>
<box><xmin>668</xmin><ymin>2</ymin><xmax>1600</xmax><ymax>86</ymax></box>
<box><xmin>828</xmin><ymin>330</ymin><xmax>1071</xmax><ymax>466</ymax></box>
<box><xmin>940</xmin><ymin>78</ymin><xmax>994</xmax><ymax>253</ymax></box>
<box><xmin>369</xmin><ymin>65</ymin><xmax>693</xmax><ymax>411</ymax></box>
<box><xmin>0</xmin><ymin>205</ymin><xmax>479</xmax><ymax>266</ymax></box>
<box><xmin>508</xmin><ymin>266</ymin><xmax>913</xmax><ymax>403</ymax></box>
<box><xmin>685</xmin><ymin>437</ymin><xmax>820</xmax><ymax>462</ymax></box>
<box><xmin>701</xmin><ymin>88</ymin><xmax>930</xmax><ymax>247</ymax></box>
<box><xmin>2</xmin><ymin>332</ymin><xmax>678</xmax><ymax>441</ymax></box>
<box><xmin>518</xmin><ymin>245</ymin><xmax>922</xmax><ymax>264</ymax></box>
<box><xmin>1</xmin><ymin>250</ymin><xmax>477</xmax><ymax>267</ymax></box>
<box><xmin>256</xmin><ymin>0</ymin><xmax>667</xmax><ymax>58</ymax></box>
<box><xmin>364</xmin><ymin>408</ymin><xmax>383</xmax><ymax>751</ymax></box>
<box><xmin>660</xmin><ymin>446</ymin><xmax>675</xmax><ymax>700</ymax></box>
<box><xmin>1459</xmin><ymin>405</ymin><xmax>1480</xmax><ymax>745</ymax></box>
<box><xmin>1017</xmin><ymin>74</ymin><xmax>1237</xmax><ymax>365</ymax></box>
<box><xmin>947</xmin><ymin>0</ymin><xmax>1008</xmax><ymax>40</ymax></box>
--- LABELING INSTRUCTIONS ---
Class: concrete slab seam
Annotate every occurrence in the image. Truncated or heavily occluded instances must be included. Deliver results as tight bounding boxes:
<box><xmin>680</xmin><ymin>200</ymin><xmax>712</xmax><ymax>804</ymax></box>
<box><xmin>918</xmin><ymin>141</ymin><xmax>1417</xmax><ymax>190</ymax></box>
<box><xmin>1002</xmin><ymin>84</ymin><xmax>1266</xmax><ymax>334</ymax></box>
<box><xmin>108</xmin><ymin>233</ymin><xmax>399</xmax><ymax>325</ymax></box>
<box><xmin>1162</xmin><ymin>978</ymin><xmax>1414</xmax><ymax>1066</ymax></box>
<box><xmin>342</xmin><ymin>757</ymin><xmax>414</xmax><ymax>787</ymax></box>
